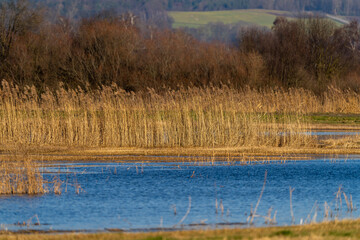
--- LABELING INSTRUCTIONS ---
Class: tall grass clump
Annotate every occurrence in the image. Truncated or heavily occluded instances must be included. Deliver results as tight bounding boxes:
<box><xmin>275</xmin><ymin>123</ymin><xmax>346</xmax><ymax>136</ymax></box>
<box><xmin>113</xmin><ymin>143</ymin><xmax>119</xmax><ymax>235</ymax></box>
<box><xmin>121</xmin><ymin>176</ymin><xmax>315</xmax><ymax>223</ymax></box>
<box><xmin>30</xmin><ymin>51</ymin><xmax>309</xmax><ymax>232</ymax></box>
<box><xmin>234</xmin><ymin>86</ymin><xmax>360</xmax><ymax>114</ymax></box>
<box><xmin>3</xmin><ymin>81</ymin><xmax>352</xmax><ymax>149</ymax></box>
<box><xmin>0</xmin><ymin>151</ymin><xmax>46</xmax><ymax>194</ymax></box>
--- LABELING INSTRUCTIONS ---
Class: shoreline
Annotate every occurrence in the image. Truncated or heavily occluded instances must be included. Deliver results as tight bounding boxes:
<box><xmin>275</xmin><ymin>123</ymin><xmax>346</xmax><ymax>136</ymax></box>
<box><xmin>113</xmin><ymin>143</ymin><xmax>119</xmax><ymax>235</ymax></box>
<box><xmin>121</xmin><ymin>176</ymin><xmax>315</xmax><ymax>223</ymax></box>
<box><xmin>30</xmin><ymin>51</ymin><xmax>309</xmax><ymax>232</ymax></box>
<box><xmin>1</xmin><ymin>143</ymin><xmax>359</xmax><ymax>162</ymax></box>
<box><xmin>1</xmin><ymin>147</ymin><xmax>360</xmax><ymax>162</ymax></box>
<box><xmin>1</xmin><ymin>219</ymin><xmax>360</xmax><ymax>239</ymax></box>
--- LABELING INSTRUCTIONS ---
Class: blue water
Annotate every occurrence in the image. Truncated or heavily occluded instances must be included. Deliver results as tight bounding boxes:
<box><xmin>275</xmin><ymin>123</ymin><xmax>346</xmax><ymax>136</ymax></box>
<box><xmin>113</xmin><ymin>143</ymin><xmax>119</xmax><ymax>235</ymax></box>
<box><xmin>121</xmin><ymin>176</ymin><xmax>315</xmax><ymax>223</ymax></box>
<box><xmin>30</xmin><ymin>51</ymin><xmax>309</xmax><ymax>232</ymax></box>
<box><xmin>305</xmin><ymin>131</ymin><xmax>359</xmax><ymax>139</ymax></box>
<box><xmin>1</xmin><ymin>156</ymin><xmax>360</xmax><ymax>232</ymax></box>
<box><xmin>309</xmin><ymin>131</ymin><xmax>358</xmax><ymax>136</ymax></box>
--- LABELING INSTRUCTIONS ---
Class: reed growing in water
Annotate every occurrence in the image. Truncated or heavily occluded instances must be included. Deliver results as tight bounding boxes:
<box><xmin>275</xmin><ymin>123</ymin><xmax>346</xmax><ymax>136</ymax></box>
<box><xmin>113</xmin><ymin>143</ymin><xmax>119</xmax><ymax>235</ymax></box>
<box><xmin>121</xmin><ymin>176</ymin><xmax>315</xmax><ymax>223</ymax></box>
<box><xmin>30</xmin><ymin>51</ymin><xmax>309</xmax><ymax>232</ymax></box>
<box><xmin>0</xmin><ymin>81</ymin><xmax>358</xmax><ymax>194</ymax></box>
<box><xmin>0</xmin><ymin>80</ymin><xmax>358</xmax><ymax>150</ymax></box>
<box><xmin>0</xmin><ymin>150</ymin><xmax>47</xmax><ymax>194</ymax></box>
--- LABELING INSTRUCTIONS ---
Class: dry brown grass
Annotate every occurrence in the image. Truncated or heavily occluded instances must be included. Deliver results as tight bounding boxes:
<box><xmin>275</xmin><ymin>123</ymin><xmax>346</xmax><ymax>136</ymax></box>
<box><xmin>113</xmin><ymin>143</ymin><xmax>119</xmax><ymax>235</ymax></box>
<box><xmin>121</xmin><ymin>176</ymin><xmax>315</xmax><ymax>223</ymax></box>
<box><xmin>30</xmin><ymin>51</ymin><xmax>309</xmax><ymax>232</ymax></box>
<box><xmin>321</xmin><ymin>135</ymin><xmax>360</xmax><ymax>149</ymax></box>
<box><xmin>0</xmin><ymin>147</ymin><xmax>63</xmax><ymax>195</ymax></box>
<box><xmin>235</xmin><ymin>86</ymin><xmax>360</xmax><ymax>114</ymax></box>
<box><xmin>0</xmin><ymin>80</ymin><xmax>359</xmax><ymax>156</ymax></box>
<box><xmin>0</xmin><ymin>81</ymin><xmax>312</xmax><ymax>148</ymax></box>
<box><xmin>0</xmin><ymin>150</ymin><xmax>46</xmax><ymax>194</ymax></box>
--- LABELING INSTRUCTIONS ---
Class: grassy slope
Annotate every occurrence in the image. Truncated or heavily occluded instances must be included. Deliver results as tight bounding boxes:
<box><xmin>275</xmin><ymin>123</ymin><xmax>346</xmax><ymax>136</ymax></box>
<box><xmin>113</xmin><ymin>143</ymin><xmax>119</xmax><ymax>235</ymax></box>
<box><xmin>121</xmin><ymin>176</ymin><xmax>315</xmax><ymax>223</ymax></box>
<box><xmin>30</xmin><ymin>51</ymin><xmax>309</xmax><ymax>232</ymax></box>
<box><xmin>2</xmin><ymin>219</ymin><xmax>360</xmax><ymax>239</ymax></box>
<box><xmin>168</xmin><ymin>9</ymin><xmax>290</xmax><ymax>28</ymax></box>
<box><xmin>168</xmin><ymin>9</ymin><xmax>344</xmax><ymax>28</ymax></box>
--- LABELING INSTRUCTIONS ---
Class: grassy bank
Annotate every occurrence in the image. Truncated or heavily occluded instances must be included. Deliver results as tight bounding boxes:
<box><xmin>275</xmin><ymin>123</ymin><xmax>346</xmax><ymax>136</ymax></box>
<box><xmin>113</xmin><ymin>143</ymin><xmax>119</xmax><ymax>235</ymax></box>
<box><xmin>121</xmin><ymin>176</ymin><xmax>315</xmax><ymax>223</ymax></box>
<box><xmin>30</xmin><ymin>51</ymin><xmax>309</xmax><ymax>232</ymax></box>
<box><xmin>0</xmin><ymin>82</ymin><xmax>359</xmax><ymax>157</ymax></box>
<box><xmin>2</xmin><ymin>219</ymin><xmax>360</xmax><ymax>239</ymax></box>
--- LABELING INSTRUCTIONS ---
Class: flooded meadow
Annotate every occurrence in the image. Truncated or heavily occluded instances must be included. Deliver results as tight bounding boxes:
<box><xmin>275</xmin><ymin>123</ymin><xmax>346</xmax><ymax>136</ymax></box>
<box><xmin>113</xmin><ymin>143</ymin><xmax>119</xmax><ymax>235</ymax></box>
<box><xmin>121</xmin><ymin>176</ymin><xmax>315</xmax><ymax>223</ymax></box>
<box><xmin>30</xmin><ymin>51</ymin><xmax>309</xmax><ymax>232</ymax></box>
<box><xmin>1</xmin><ymin>152</ymin><xmax>360</xmax><ymax>233</ymax></box>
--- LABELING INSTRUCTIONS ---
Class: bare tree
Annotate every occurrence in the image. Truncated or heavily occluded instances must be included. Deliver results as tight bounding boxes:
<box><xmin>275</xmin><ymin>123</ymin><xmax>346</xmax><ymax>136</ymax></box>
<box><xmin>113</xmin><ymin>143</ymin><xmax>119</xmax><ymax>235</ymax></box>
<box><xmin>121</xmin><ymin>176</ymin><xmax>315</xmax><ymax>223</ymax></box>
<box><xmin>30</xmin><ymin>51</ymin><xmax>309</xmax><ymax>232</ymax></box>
<box><xmin>0</xmin><ymin>0</ymin><xmax>42</xmax><ymax>61</ymax></box>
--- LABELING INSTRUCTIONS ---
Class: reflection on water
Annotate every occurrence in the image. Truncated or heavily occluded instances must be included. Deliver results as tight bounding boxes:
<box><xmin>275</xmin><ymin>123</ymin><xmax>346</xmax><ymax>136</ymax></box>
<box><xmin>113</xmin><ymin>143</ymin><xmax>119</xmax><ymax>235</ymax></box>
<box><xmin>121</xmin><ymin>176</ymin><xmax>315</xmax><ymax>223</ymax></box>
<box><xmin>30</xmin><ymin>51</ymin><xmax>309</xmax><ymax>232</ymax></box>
<box><xmin>1</xmin><ymin>156</ymin><xmax>360</xmax><ymax>232</ymax></box>
<box><xmin>304</xmin><ymin>130</ymin><xmax>359</xmax><ymax>140</ymax></box>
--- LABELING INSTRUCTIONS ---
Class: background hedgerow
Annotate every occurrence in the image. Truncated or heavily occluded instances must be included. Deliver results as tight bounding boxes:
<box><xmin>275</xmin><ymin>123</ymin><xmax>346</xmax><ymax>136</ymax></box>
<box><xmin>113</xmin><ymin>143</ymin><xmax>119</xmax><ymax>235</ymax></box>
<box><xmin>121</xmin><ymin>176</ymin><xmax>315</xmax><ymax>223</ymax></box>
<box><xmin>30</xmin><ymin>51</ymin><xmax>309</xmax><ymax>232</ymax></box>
<box><xmin>0</xmin><ymin>1</ymin><xmax>360</xmax><ymax>94</ymax></box>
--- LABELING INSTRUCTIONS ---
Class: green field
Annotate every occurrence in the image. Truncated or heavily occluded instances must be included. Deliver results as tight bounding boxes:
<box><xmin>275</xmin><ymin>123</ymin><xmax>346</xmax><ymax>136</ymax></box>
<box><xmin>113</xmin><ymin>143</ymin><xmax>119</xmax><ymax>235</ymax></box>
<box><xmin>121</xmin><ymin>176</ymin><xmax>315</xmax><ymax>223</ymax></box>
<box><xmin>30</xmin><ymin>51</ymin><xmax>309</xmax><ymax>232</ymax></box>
<box><xmin>168</xmin><ymin>9</ymin><xmax>346</xmax><ymax>28</ymax></box>
<box><xmin>168</xmin><ymin>9</ymin><xmax>295</xmax><ymax>28</ymax></box>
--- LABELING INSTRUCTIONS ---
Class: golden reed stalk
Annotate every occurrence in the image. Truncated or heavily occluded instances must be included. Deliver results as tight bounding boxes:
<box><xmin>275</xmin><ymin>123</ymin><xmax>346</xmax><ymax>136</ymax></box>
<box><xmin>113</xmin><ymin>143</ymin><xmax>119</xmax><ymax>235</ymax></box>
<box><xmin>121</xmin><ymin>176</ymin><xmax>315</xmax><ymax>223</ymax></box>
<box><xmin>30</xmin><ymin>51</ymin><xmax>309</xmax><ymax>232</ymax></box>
<box><xmin>0</xmin><ymin>150</ymin><xmax>47</xmax><ymax>194</ymax></box>
<box><xmin>0</xmin><ymin>80</ymin><xmax>358</xmax><ymax>149</ymax></box>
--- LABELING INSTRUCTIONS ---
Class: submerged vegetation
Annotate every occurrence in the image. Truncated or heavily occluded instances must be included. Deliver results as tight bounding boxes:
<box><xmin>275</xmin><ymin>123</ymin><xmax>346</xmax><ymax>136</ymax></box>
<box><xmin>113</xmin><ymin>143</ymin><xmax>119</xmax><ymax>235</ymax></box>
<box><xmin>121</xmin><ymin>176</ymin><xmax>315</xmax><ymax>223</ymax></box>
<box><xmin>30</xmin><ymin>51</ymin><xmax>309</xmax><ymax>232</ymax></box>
<box><xmin>0</xmin><ymin>148</ymin><xmax>64</xmax><ymax>195</ymax></box>
<box><xmin>0</xmin><ymin>151</ymin><xmax>46</xmax><ymax>194</ymax></box>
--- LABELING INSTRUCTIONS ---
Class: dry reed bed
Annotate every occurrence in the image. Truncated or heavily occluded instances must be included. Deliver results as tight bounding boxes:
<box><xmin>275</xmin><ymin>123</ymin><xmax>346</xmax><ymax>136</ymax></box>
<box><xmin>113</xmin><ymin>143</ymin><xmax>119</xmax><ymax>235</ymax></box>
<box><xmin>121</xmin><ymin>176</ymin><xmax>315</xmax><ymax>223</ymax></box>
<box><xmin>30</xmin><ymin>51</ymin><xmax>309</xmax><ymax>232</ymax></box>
<box><xmin>0</xmin><ymin>151</ymin><xmax>47</xmax><ymax>194</ymax></box>
<box><xmin>0</xmin><ymin>81</ymin><xmax>359</xmax><ymax>150</ymax></box>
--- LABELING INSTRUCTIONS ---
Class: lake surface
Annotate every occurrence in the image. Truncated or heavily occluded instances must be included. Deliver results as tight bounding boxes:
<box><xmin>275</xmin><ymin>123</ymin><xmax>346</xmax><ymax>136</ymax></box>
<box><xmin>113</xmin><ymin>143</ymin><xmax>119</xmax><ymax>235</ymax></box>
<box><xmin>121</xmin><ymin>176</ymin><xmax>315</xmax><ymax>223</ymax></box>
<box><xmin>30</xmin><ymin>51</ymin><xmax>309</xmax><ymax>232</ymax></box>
<box><xmin>1</xmin><ymin>155</ymin><xmax>360</xmax><ymax>232</ymax></box>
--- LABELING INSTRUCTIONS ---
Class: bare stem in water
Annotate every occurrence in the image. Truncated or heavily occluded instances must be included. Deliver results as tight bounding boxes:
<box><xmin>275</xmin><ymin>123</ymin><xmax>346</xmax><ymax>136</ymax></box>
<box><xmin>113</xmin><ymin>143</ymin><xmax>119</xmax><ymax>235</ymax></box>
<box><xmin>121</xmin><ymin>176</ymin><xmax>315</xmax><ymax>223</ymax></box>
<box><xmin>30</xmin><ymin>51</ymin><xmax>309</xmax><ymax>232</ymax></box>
<box><xmin>290</xmin><ymin>187</ymin><xmax>295</xmax><ymax>225</ymax></box>
<box><xmin>249</xmin><ymin>170</ymin><xmax>267</xmax><ymax>224</ymax></box>
<box><xmin>173</xmin><ymin>196</ymin><xmax>191</xmax><ymax>228</ymax></box>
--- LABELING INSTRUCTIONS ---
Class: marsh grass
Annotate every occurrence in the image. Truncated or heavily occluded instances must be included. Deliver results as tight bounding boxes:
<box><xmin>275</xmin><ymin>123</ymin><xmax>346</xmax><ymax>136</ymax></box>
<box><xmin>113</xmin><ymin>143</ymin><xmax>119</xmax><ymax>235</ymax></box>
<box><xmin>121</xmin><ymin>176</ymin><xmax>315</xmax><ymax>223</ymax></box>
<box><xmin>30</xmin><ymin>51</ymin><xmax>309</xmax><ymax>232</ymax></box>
<box><xmin>0</xmin><ymin>150</ymin><xmax>47</xmax><ymax>194</ymax></box>
<box><xmin>0</xmin><ymin>81</ymin><xmax>359</xmax><ymax>153</ymax></box>
<box><xmin>0</xmin><ymin>146</ymin><xmax>66</xmax><ymax>195</ymax></box>
<box><xmin>0</xmin><ymin>81</ymin><xmax>325</xmax><ymax>149</ymax></box>
<box><xmin>321</xmin><ymin>135</ymin><xmax>360</xmax><ymax>149</ymax></box>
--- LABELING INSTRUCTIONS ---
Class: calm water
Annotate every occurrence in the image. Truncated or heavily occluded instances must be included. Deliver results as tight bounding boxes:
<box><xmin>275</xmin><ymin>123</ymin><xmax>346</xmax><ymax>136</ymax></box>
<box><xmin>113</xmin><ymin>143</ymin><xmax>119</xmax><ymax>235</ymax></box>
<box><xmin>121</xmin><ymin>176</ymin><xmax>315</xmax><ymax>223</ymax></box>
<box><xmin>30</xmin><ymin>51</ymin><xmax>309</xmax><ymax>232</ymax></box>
<box><xmin>305</xmin><ymin>130</ymin><xmax>359</xmax><ymax>140</ymax></box>
<box><xmin>1</xmin><ymin>156</ymin><xmax>360</xmax><ymax>232</ymax></box>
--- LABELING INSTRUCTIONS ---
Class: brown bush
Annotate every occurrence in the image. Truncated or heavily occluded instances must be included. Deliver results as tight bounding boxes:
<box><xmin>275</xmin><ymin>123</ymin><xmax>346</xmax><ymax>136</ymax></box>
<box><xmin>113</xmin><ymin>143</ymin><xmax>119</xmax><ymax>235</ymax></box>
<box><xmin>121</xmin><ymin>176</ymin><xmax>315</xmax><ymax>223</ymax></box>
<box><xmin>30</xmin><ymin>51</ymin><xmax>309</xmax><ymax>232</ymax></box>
<box><xmin>0</xmin><ymin>1</ymin><xmax>359</xmax><ymax>94</ymax></box>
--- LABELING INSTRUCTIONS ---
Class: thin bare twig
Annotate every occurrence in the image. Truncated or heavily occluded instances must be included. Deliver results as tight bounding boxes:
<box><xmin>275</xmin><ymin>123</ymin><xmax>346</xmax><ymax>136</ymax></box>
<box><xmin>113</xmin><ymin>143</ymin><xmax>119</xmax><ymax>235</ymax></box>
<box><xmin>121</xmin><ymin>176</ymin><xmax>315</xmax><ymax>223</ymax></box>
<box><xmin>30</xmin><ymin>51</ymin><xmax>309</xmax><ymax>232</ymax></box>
<box><xmin>173</xmin><ymin>196</ymin><xmax>191</xmax><ymax>228</ymax></box>
<box><xmin>290</xmin><ymin>187</ymin><xmax>295</xmax><ymax>225</ymax></box>
<box><xmin>249</xmin><ymin>170</ymin><xmax>267</xmax><ymax>224</ymax></box>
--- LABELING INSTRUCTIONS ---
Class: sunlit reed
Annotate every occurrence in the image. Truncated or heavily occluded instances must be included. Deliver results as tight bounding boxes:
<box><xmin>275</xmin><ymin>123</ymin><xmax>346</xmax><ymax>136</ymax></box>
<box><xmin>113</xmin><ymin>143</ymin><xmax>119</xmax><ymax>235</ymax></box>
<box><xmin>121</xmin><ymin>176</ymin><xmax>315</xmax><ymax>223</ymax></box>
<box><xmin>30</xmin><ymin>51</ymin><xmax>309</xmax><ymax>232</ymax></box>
<box><xmin>0</xmin><ymin>81</ymin><xmax>343</xmax><ymax>149</ymax></box>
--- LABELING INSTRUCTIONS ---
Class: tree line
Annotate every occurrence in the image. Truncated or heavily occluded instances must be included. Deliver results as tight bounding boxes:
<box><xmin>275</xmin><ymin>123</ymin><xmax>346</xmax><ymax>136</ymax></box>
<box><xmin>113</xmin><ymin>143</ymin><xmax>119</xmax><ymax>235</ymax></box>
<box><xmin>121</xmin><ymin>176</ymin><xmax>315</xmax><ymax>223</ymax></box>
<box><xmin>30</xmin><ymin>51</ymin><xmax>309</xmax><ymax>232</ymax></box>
<box><xmin>1</xmin><ymin>0</ymin><xmax>360</xmax><ymax>95</ymax></box>
<box><xmin>167</xmin><ymin>0</ymin><xmax>360</xmax><ymax>16</ymax></box>
<box><xmin>30</xmin><ymin>0</ymin><xmax>360</xmax><ymax>20</ymax></box>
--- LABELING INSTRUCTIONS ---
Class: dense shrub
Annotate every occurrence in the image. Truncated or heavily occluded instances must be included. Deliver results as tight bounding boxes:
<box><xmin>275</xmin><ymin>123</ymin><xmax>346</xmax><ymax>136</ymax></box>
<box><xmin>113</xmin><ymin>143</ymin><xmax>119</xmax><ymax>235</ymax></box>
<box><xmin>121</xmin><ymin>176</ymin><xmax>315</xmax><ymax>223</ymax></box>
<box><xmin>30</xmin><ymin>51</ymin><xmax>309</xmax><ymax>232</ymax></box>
<box><xmin>239</xmin><ymin>17</ymin><xmax>360</xmax><ymax>93</ymax></box>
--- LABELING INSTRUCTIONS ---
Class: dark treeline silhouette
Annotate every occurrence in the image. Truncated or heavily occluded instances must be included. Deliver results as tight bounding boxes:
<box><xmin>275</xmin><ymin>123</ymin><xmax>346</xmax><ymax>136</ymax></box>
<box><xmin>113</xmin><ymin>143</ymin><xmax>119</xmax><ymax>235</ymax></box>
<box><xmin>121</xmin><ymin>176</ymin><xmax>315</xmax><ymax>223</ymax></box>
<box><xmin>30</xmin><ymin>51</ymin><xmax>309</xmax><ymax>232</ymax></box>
<box><xmin>30</xmin><ymin>0</ymin><xmax>173</xmax><ymax>28</ymax></box>
<box><xmin>30</xmin><ymin>0</ymin><xmax>360</xmax><ymax>19</ymax></box>
<box><xmin>27</xmin><ymin>0</ymin><xmax>360</xmax><ymax>45</ymax></box>
<box><xmin>168</xmin><ymin>0</ymin><xmax>360</xmax><ymax>16</ymax></box>
<box><xmin>1</xmin><ymin>0</ymin><xmax>360</xmax><ymax>94</ymax></box>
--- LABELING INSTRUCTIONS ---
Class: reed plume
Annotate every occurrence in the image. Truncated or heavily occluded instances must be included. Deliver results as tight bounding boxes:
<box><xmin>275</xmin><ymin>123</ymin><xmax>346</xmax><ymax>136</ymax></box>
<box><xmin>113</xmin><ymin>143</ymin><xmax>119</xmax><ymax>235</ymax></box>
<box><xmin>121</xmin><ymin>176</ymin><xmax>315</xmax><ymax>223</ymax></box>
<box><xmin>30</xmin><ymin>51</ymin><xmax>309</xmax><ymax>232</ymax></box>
<box><xmin>0</xmin><ymin>81</ymin><xmax>335</xmax><ymax>149</ymax></box>
<box><xmin>0</xmin><ymin>150</ymin><xmax>46</xmax><ymax>194</ymax></box>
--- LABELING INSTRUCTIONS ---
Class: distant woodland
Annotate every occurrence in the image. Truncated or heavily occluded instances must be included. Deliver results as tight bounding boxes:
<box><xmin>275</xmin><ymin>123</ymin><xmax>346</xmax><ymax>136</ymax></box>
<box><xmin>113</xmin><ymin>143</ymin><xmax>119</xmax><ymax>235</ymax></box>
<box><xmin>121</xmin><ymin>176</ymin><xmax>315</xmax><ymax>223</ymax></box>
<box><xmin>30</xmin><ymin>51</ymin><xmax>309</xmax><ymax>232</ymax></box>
<box><xmin>31</xmin><ymin>0</ymin><xmax>360</xmax><ymax>22</ymax></box>
<box><xmin>26</xmin><ymin>0</ymin><xmax>360</xmax><ymax>44</ymax></box>
<box><xmin>167</xmin><ymin>0</ymin><xmax>360</xmax><ymax>15</ymax></box>
<box><xmin>1</xmin><ymin>0</ymin><xmax>359</xmax><ymax>95</ymax></box>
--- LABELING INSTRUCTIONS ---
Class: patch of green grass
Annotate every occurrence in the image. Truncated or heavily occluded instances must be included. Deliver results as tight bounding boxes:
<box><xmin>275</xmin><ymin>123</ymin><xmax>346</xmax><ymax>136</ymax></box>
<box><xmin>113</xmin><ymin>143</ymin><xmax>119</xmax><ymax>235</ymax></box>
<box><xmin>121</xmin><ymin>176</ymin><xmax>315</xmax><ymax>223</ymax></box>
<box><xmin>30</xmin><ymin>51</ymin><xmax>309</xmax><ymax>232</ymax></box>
<box><xmin>328</xmin><ymin>231</ymin><xmax>353</xmax><ymax>237</ymax></box>
<box><xmin>144</xmin><ymin>237</ymin><xmax>164</xmax><ymax>240</ymax></box>
<box><xmin>168</xmin><ymin>9</ymin><xmax>289</xmax><ymax>28</ymax></box>
<box><xmin>270</xmin><ymin>230</ymin><xmax>295</xmax><ymax>237</ymax></box>
<box><xmin>306</xmin><ymin>114</ymin><xmax>360</xmax><ymax>125</ymax></box>
<box><xmin>168</xmin><ymin>9</ymin><xmax>345</xmax><ymax>29</ymax></box>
